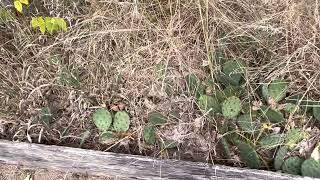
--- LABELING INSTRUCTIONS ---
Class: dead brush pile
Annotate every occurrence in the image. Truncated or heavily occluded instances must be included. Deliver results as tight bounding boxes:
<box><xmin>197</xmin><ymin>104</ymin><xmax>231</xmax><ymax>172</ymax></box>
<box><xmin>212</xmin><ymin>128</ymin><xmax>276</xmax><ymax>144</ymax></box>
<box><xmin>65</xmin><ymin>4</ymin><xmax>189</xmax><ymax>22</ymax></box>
<box><xmin>0</xmin><ymin>0</ymin><xmax>319</xmax><ymax>175</ymax></box>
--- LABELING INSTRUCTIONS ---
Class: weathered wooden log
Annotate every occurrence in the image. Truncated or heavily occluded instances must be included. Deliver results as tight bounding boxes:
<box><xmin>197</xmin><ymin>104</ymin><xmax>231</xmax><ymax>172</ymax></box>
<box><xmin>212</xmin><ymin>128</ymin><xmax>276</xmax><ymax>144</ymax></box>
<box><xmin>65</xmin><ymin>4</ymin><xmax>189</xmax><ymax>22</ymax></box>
<box><xmin>0</xmin><ymin>140</ymin><xmax>304</xmax><ymax>179</ymax></box>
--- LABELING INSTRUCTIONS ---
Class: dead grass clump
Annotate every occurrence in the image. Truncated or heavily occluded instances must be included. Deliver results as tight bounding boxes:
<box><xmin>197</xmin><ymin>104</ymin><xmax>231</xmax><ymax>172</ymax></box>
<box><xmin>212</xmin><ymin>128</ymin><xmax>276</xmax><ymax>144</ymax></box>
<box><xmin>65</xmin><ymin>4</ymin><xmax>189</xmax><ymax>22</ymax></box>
<box><xmin>0</xmin><ymin>0</ymin><xmax>319</xmax><ymax>166</ymax></box>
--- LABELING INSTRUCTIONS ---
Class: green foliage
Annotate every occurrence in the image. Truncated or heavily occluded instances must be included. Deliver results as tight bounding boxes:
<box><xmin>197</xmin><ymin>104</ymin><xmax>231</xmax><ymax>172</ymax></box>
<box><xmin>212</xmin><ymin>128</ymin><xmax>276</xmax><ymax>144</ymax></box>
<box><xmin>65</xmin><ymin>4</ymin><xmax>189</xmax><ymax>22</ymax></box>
<box><xmin>301</xmin><ymin>159</ymin><xmax>320</xmax><ymax>178</ymax></box>
<box><xmin>259</xmin><ymin>133</ymin><xmax>285</xmax><ymax>150</ymax></box>
<box><xmin>222</xmin><ymin>96</ymin><xmax>242</xmax><ymax>119</ymax></box>
<box><xmin>198</xmin><ymin>95</ymin><xmax>221</xmax><ymax>114</ymax></box>
<box><xmin>236</xmin><ymin>140</ymin><xmax>261</xmax><ymax>169</ymax></box>
<box><xmin>143</xmin><ymin>125</ymin><xmax>156</xmax><ymax>145</ymax></box>
<box><xmin>223</xmin><ymin>86</ymin><xmax>245</xmax><ymax>98</ymax></box>
<box><xmin>41</xmin><ymin>107</ymin><xmax>52</xmax><ymax>126</ymax></box>
<box><xmin>267</xmin><ymin>80</ymin><xmax>288</xmax><ymax>102</ymax></box>
<box><xmin>217</xmin><ymin>137</ymin><xmax>231</xmax><ymax>159</ymax></box>
<box><xmin>14</xmin><ymin>0</ymin><xmax>28</xmax><ymax>13</ymax></box>
<box><xmin>216</xmin><ymin>73</ymin><xmax>240</xmax><ymax>86</ymax></box>
<box><xmin>284</xmin><ymin>103</ymin><xmax>299</xmax><ymax>114</ymax></box>
<box><xmin>285</xmin><ymin>95</ymin><xmax>319</xmax><ymax>113</ymax></box>
<box><xmin>58</xmin><ymin>67</ymin><xmax>80</xmax><ymax>88</ymax></box>
<box><xmin>148</xmin><ymin>112</ymin><xmax>167</xmax><ymax>125</ymax></box>
<box><xmin>222</xmin><ymin>60</ymin><xmax>245</xmax><ymax>85</ymax></box>
<box><xmin>237</xmin><ymin>114</ymin><xmax>259</xmax><ymax>134</ymax></box>
<box><xmin>31</xmin><ymin>16</ymin><xmax>67</xmax><ymax>34</ymax></box>
<box><xmin>92</xmin><ymin>108</ymin><xmax>112</xmax><ymax>131</ymax></box>
<box><xmin>113</xmin><ymin>111</ymin><xmax>130</xmax><ymax>132</ymax></box>
<box><xmin>282</xmin><ymin>156</ymin><xmax>304</xmax><ymax>175</ymax></box>
<box><xmin>274</xmin><ymin>146</ymin><xmax>289</xmax><ymax>170</ymax></box>
<box><xmin>260</xmin><ymin>105</ymin><xmax>284</xmax><ymax>123</ymax></box>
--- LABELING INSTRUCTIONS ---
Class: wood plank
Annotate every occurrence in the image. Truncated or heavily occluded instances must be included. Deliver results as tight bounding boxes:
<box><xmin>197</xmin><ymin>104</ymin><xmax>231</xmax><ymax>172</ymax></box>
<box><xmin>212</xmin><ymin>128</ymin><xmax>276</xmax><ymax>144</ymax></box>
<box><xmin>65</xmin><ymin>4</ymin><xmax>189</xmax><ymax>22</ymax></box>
<box><xmin>0</xmin><ymin>140</ymin><xmax>303</xmax><ymax>180</ymax></box>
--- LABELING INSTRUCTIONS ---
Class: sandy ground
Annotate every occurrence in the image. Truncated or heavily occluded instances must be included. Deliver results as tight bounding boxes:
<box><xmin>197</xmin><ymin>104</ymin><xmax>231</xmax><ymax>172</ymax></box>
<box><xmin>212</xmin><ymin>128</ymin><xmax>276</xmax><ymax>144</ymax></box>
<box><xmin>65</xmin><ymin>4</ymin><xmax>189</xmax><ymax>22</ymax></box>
<box><xmin>0</xmin><ymin>165</ymin><xmax>111</xmax><ymax>180</ymax></box>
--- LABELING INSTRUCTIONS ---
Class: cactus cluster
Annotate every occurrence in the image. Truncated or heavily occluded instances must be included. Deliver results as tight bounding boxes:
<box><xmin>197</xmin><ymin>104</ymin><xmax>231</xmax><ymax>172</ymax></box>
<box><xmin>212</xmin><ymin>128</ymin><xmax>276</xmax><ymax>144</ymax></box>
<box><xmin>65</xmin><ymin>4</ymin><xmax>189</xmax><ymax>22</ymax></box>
<box><xmin>92</xmin><ymin>108</ymin><xmax>130</xmax><ymax>144</ymax></box>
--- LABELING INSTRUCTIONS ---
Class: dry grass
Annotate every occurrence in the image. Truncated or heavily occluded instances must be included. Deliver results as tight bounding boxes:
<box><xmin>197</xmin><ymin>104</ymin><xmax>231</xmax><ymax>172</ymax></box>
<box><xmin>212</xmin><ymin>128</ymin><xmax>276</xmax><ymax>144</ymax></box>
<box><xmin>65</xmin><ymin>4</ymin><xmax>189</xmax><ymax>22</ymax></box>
<box><xmin>0</xmin><ymin>0</ymin><xmax>319</xmax><ymax>167</ymax></box>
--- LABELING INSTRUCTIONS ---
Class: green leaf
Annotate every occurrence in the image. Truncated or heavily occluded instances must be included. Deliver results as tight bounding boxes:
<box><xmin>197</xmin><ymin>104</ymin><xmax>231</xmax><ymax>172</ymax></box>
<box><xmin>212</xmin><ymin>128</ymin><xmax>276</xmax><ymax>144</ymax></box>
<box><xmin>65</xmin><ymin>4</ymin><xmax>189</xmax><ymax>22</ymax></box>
<box><xmin>113</xmin><ymin>111</ymin><xmax>130</xmax><ymax>132</ymax></box>
<box><xmin>268</xmin><ymin>80</ymin><xmax>288</xmax><ymax>102</ymax></box>
<box><xmin>41</xmin><ymin>107</ymin><xmax>52</xmax><ymax>126</ymax></box>
<box><xmin>14</xmin><ymin>1</ymin><xmax>23</xmax><ymax>13</ymax></box>
<box><xmin>92</xmin><ymin>108</ymin><xmax>112</xmax><ymax>131</ymax></box>
<box><xmin>236</xmin><ymin>140</ymin><xmax>261</xmax><ymax>169</ymax></box>
<box><xmin>143</xmin><ymin>125</ymin><xmax>156</xmax><ymax>144</ymax></box>
<box><xmin>313</xmin><ymin>106</ymin><xmax>320</xmax><ymax>121</ymax></box>
<box><xmin>301</xmin><ymin>159</ymin><xmax>320</xmax><ymax>178</ymax></box>
<box><xmin>148</xmin><ymin>112</ymin><xmax>167</xmax><ymax>125</ymax></box>
<box><xmin>185</xmin><ymin>74</ymin><xmax>204</xmax><ymax>98</ymax></box>
<box><xmin>282</xmin><ymin>156</ymin><xmax>304</xmax><ymax>175</ymax></box>
<box><xmin>45</xmin><ymin>17</ymin><xmax>54</xmax><ymax>35</ymax></box>
<box><xmin>222</xmin><ymin>96</ymin><xmax>242</xmax><ymax>119</ymax></box>
<box><xmin>223</xmin><ymin>86</ymin><xmax>245</xmax><ymax>98</ymax></box>
<box><xmin>284</xmin><ymin>103</ymin><xmax>299</xmax><ymax>114</ymax></box>
<box><xmin>55</xmin><ymin>18</ymin><xmax>67</xmax><ymax>32</ymax></box>
<box><xmin>259</xmin><ymin>133</ymin><xmax>285</xmax><ymax>150</ymax></box>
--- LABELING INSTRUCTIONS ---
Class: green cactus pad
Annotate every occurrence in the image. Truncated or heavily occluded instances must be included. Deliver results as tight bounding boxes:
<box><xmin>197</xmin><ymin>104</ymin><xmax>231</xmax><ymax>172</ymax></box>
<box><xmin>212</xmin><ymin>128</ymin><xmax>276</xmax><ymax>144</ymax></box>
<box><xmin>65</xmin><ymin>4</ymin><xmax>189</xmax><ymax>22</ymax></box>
<box><xmin>185</xmin><ymin>74</ymin><xmax>204</xmax><ymax>98</ymax></box>
<box><xmin>198</xmin><ymin>95</ymin><xmax>221</xmax><ymax>114</ymax></box>
<box><xmin>313</xmin><ymin>106</ymin><xmax>320</xmax><ymax>121</ymax></box>
<box><xmin>282</xmin><ymin>156</ymin><xmax>304</xmax><ymax>175</ymax></box>
<box><xmin>222</xmin><ymin>60</ymin><xmax>245</xmax><ymax>85</ymax></box>
<box><xmin>113</xmin><ymin>111</ymin><xmax>130</xmax><ymax>132</ymax></box>
<box><xmin>301</xmin><ymin>159</ymin><xmax>320</xmax><ymax>178</ymax></box>
<box><xmin>285</xmin><ymin>128</ymin><xmax>309</xmax><ymax>149</ymax></box>
<box><xmin>217</xmin><ymin>137</ymin><xmax>231</xmax><ymax>159</ymax></box>
<box><xmin>148</xmin><ymin>112</ymin><xmax>167</xmax><ymax>125</ymax></box>
<box><xmin>260</xmin><ymin>105</ymin><xmax>284</xmax><ymax>123</ymax></box>
<box><xmin>92</xmin><ymin>108</ymin><xmax>112</xmax><ymax>131</ymax></box>
<box><xmin>261</xmin><ymin>83</ymin><xmax>269</xmax><ymax>102</ymax></box>
<box><xmin>143</xmin><ymin>125</ymin><xmax>156</xmax><ymax>145</ymax></box>
<box><xmin>274</xmin><ymin>146</ymin><xmax>289</xmax><ymax>170</ymax></box>
<box><xmin>237</xmin><ymin>114</ymin><xmax>259</xmax><ymax>134</ymax></box>
<box><xmin>223</xmin><ymin>86</ymin><xmax>245</xmax><ymax>98</ymax></box>
<box><xmin>222</xmin><ymin>96</ymin><xmax>242</xmax><ymax>119</ymax></box>
<box><xmin>284</xmin><ymin>103</ymin><xmax>299</xmax><ymax>114</ymax></box>
<box><xmin>236</xmin><ymin>140</ymin><xmax>261</xmax><ymax>169</ymax></box>
<box><xmin>268</xmin><ymin>80</ymin><xmax>288</xmax><ymax>102</ymax></box>
<box><xmin>41</xmin><ymin>107</ymin><xmax>52</xmax><ymax>126</ymax></box>
<box><xmin>216</xmin><ymin>73</ymin><xmax>240</xmax><ymax>86</ymax></box>
<box><xmin>99</xmin><ymin>131</ymin><xmax>119</xmax><ymax>145</ymax></box>
<box><xmin>259</xmin><ymin>133</ymin><xmax>285</xmax><ymax>150</ymax></box>
<box><xmin>285</xmin><ymin>95</ymin><xmax>319</xmax><ymax>113</ymax></box>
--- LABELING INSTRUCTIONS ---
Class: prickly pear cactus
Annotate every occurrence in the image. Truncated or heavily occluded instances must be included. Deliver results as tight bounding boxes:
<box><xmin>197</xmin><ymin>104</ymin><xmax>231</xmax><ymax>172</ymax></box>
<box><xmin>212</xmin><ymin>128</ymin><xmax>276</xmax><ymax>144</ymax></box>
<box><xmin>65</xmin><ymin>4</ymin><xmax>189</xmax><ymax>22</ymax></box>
<box><xmin>222</xmin><ymin>96</ymin><xmax>242</xmax><ymax>119</ymax></box>
<box><xmin>92</xmin><ymin>108</ymin><xmax>112</xmax><ymax>131</ymax></box>
<box><xmin>185</xmin><ymin>74</ymin><xmax>204</xmax><ymax>98</ymax></box>
<box><xmin>313</xmin><ymin>106</ymin><xmax>320</xmax><ymax>121</ymax></box>
<box><xmin>143</xmin><ymin>125</ymin><xmax>156</xmax><ymax>145</ymax></box>
<box><xmin>223</xmin><ymin>86</ymin><xmax>245</xmax><ymax>98</ymax></box>
<box><xmin>222</xmin><ymin>60</ymin><xmax>245</xmax><ymax>85</ymax></box>
<box><xmin>198</xmin><ymin>95</ymin><xmax>221</xmax><ymax>114</ymax></box>
<box><xmin>301</xmin><ymin>159</ymin><xmax>320</xmax><ymax>178</ymax></box>
<box><xmin>259</xmin><ymin>134</ymin><xmax>285</xmax><ymax>150</ymax></box>
<box><xmin>268</xmin><ymin>80</ymin><xmax>288</xmax><ymax>102</ymax></box>
<box><xmin>236</xmin><ymin>140</ymin><xmax>261</xmax><ymax>169</ymax></box>
<box><xmin>284</xmin><ymin>103</ymin><xmax>299</xmax><ymax>114</ymax></box>
<box><xmin>216</xmin><ymin>73</ymin><xmax>239</xmax><ymax>86</ymax></box>
<box><xmin>274</xmin><ymin>146</ymin><xmax>289</xmax><ymax>170</ymax></box>
<box><xmin>217</xmin><ymin>137</ymin><xmax>231</xmax><ymax>159</ymax></box>
<box><xmin>282</xmin><ymin>156</ymin><xmax>304</xmax><ymax>175</ymax></box>
<box><xmin>260</xmin><ymin>105</ymin><xmax>284</xmax><ymax>123</ymax></box>
<box><xmin>148</xmin><ymin>112</ymin><xmax>167</xmax><ymax>125</ymax></box>
<box><xmin>113</xmin><ymin>111</ymin><xmax>130</xmax><ymax>132</ymax></box>
<box><xmin>237</xmin><ymin>114</ymin><xmax>259</xmax><ymax>134</ymax></box>
<box><xmin>285</xmin><ymin>128</ymin><xmax>309</xmax><ymax>149</ymax></box>
<box><xmin>99</xmin><ymin>131</ymin><xmax>119</xmax><ymax>145</ymax></box>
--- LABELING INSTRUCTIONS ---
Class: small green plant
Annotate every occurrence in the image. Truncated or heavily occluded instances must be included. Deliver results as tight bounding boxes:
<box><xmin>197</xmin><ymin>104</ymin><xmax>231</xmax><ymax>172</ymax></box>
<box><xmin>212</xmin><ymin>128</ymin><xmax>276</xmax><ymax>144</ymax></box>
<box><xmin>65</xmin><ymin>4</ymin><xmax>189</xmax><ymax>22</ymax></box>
<box><xmin>185</xmin><ymin>74</ymin><xmax>204</xmax><ymax>98</ymax></box>
<box><xmin>222</xmin><ymin>60</ymin><xmax>245</xmax><ymax>85</ymax></box>
<box><xmin>222</xmin><ymin>96</ymin><xmax>242</xmax><ymax>119</ymax></box>
<box><xmin>265</xmin><ymin>80</ymin><xmax>288</xmax><ymax>102</ymax></box>
<box><xmin>92</xmin><ymin>108</ymin><xmax>112</xmax><ymax>131</ymax></box>
<box><xmin>236</xmin><ymin>140</ymin><xmax>261</xmax><ymax>169</ymax></box>
<box><xmin>99</xmin><ymin>131</ymin><xmax>119</xmax><ymax>145</ymax></box>
<box><xmin>259</xmin><ymin>134</ymin><xmax>285</xmax><ymax>150</ymax></box>
<box><xmin>237</xmin><ymin>114</ymin><xmax>259</xmax><ymax>134</ymax></box>
<box><xmin>274</xmin><ymin>146</ymin><xmax>289</xmax><ymax>170</ymax></box>
<box><xmin>198</xmin><ymin>95</ymin><xmax>221</xmax><ymax>114</ymax></box>
<box><xmin>148</xmin><ymin>112</ymin><xmax>167</xmax><ymax>125</ymax></box>
<box><xmin>31</xmin><ymin>16</ymin><xmax>67</xmax><ymax>34</ymax></box>
<box><xmin>282</xmin><ymin>156</ymin><xmax>304</xmax><ymax>175</ymax></box>
<box><xmin>113</xmin><ymin>111</ymin><xmax>130</xmax><ymax>132</ymax></box>
<box><xmin>284</xmin><ymin>128</ymin><xmax>309</xmax><ymax>149</ymax></box>
<box><xmin>13</xmin><ymin>0</ymin><xmax>28</xmax><ymax>13</ymax></box>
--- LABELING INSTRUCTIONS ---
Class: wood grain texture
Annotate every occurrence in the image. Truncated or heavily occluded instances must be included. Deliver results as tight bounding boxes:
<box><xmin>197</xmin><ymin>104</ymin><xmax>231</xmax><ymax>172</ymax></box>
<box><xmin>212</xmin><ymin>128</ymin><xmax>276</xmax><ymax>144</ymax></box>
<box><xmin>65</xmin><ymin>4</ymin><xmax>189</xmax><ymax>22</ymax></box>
<box><xmin>0</xmin><ymin>140</ymin><xmax>304</xmax><ymax>180</ymax></box>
